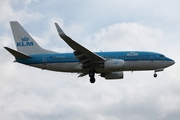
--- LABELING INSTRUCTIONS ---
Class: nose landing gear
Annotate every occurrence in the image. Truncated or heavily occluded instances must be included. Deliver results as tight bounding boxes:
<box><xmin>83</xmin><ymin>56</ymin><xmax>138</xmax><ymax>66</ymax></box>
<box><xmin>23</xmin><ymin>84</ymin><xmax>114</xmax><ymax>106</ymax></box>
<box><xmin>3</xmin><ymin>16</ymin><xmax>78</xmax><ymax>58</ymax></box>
<box><xmin>153</xmin><ymin>68</ymin><xmax>164</xmax><ymax>78</ymax></box>
<box><xmin>153</xmin><ymin>73</ymin><xmax>157</xmax><ymax>78</ymax></box>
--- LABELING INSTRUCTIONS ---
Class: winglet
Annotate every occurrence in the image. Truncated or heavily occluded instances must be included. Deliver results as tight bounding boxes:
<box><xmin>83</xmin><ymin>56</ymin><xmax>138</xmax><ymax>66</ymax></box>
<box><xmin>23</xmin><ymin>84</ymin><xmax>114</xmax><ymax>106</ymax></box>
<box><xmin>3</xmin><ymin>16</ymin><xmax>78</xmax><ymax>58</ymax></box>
<box><xmin>55</xmin><ymin>23</ymin><xmax>66</xmax><ymax>37</ymax></box>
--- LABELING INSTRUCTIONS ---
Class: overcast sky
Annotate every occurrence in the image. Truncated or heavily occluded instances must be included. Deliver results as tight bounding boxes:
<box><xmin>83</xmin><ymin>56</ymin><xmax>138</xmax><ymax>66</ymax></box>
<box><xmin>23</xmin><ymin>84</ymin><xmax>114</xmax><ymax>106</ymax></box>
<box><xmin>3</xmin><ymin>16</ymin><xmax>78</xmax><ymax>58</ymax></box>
<box><xmin>0</xmin><ymin>0</ymin><xmax>180</xmax><ymax>120</ymax></box>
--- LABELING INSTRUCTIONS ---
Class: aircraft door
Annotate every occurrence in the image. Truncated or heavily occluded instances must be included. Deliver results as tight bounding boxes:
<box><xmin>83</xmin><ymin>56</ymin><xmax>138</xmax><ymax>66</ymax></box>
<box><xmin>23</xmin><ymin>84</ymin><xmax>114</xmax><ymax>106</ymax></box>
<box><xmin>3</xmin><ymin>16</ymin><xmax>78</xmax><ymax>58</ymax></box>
<box><xmin>150</xmin><ymin>54</ymin><xmax>154</xmax><ymax>61</ymax></box>
<box><xmin>42</xmin><ymin>56</ymin><xmax>47</xmax><ymax>65</ymax></box>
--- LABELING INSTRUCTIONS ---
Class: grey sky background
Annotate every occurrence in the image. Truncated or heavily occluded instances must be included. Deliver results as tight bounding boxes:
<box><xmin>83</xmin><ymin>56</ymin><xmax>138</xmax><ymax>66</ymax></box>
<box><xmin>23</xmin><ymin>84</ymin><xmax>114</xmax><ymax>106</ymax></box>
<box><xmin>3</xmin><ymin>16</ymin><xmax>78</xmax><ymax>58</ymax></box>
<box><xmin>0</xmin><ymin>0</ymin><xmax>180</xmax><ymax>120</ymax></box>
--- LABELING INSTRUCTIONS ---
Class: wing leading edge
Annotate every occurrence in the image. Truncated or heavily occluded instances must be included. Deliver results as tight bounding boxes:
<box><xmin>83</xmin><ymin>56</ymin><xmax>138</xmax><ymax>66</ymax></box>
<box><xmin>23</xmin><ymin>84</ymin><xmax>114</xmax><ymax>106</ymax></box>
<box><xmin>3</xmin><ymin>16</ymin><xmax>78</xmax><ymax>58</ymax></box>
<box><xmin>55</xmin><ymin>23</ymin><xmax>105</xmax><ymax>69</ymax></box>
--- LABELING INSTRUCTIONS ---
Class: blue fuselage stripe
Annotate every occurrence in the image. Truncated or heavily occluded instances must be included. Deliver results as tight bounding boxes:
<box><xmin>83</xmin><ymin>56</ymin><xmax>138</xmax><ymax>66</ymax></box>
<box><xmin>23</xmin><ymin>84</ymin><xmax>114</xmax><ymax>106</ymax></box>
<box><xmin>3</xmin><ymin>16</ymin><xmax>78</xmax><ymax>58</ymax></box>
<box><xmin>16</xmin><ymin>51</ymin><xmax>173</xmax><ymax>64</ymax></box>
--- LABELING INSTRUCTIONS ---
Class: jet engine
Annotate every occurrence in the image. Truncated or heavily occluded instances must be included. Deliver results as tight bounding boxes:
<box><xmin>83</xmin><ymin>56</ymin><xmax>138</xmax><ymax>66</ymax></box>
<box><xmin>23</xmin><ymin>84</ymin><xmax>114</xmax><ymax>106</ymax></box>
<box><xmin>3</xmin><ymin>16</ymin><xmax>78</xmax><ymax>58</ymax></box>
<box><xmin>101</xmin><ymin>72</ymin><xmax>124</xmax><ymax>79</ymax></box>
<box><xmin>104</xmin><ymin>59</ymin><xmax>124</xmax><ymax>70</ymax></box>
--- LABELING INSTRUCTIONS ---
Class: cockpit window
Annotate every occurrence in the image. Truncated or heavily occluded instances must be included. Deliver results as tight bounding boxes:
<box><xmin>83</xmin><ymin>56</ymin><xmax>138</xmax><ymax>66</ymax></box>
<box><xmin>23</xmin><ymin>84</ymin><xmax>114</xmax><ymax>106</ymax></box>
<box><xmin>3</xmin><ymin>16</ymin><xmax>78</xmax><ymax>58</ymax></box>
<box><xmin>160</xmin><ymin>55</ymin><xmax>165</xmax><ymax>57</ymax></box>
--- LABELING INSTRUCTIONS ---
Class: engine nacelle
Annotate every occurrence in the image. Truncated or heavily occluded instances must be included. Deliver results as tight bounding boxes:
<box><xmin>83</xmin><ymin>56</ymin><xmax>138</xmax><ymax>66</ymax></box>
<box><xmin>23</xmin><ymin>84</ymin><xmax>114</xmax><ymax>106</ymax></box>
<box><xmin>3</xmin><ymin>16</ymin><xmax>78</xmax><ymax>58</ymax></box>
<box><xmin>104</xmin><ymin>59</ymin><xmax>124</xmax><ymax>70</ymax></box>
<box><xmin>101</xmin><ymin>72</ymin><xmax>124</xmax><ymax>79</ymax></box>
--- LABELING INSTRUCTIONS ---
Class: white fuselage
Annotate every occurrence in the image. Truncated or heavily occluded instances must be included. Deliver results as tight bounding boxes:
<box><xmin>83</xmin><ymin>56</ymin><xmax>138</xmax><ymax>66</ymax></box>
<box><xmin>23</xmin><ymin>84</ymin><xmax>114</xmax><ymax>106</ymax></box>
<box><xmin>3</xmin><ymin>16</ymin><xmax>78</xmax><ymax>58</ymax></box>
<box><xmin>30</xmin><ymin>60</ymin><xmax>174</xmax><ymax>73</ymax></box>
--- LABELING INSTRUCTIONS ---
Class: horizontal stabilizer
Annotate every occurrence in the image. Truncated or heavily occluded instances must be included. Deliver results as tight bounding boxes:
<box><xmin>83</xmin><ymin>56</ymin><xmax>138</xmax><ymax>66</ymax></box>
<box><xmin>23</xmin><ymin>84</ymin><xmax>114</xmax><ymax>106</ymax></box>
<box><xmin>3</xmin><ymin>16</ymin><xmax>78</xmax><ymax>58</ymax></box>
<box><xmin>4</xmin><ymin>47</ymin><xmax>31</xmax><ymax>59</ymax></box>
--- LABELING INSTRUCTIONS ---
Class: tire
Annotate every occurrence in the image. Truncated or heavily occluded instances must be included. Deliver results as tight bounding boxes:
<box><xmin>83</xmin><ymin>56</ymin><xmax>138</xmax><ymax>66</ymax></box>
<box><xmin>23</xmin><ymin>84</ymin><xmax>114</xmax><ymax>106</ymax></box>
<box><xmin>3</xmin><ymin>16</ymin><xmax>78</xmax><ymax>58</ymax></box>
<box><xmin>90</xmin><ymin>77</ymin><xmax>95</xmax><ymax>83</ymax></box>
<box><xmin>154</xmin><ymin>73</ymin><xmax>157</xmax><ymax>78</ymax></box>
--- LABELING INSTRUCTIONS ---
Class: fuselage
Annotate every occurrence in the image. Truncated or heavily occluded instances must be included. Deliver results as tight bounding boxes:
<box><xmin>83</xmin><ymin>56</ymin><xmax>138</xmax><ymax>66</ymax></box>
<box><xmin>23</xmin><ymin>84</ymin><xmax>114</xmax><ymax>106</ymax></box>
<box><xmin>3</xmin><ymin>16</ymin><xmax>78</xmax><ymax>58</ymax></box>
<box><xmin>16</xmin><ymin>51</ymin><xmax>175</xmax><ymax>73</ymax></box>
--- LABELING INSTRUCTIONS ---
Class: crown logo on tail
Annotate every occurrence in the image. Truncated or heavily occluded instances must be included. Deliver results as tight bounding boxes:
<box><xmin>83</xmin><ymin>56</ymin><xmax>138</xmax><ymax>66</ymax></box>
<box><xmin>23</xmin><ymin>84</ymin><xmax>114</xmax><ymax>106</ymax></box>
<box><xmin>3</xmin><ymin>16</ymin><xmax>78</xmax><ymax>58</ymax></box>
<box><xmin>21</xmin><ymin>37</ymin><xmax>29</xmax><ymax>41</ymax></box>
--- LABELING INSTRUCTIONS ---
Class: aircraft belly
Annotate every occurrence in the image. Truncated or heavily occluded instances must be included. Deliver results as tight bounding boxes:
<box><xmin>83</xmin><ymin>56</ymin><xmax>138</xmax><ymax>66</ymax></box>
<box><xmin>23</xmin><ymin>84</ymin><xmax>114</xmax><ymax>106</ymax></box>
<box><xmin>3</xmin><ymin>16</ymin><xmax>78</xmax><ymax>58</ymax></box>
<box><xmin>30</xmin><ymin>62</ymin><xmax>82</xmax><ymax>72</ymax></box>
<box><xmin>124</xmin><ymin>60</ymin><xmax>166</xmax><ymax>71</ymax></box>
<box><xmin>30</xmin><ymin>60</ymin><xmax>169</xmax><ymax>73</ymax></box>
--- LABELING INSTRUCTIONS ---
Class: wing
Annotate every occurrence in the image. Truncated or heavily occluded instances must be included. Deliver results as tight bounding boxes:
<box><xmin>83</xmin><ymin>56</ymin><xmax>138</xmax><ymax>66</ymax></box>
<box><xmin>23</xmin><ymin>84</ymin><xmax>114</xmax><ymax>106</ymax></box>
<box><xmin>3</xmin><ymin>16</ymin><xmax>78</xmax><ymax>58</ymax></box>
<box><xmin>55</xmin><ymin>23</ymin><xmax>105</xmax><ymax>69</ymax></box>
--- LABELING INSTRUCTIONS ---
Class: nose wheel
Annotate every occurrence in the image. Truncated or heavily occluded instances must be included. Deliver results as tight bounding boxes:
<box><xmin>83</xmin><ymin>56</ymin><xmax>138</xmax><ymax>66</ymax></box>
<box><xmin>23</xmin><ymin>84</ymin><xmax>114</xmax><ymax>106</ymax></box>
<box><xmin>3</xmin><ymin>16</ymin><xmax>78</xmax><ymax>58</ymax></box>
<box><xmin>89</xmin><ymin>69</ymin><xmax>96</xmax><ymax>83</ymax></box>
<box><xmin>153</xmin><ymin>71</ymin><xmax>157</xmax><ymax>78</ymax></box>
<box><xmin>153</xmin><ymin>73</ymin><xmax>157</xmax><ymax>78</ymax></box>
<box><xmin>153</xmin><ymin>68</ymin><xmax>164</xmax><ymax>78</ymax></box>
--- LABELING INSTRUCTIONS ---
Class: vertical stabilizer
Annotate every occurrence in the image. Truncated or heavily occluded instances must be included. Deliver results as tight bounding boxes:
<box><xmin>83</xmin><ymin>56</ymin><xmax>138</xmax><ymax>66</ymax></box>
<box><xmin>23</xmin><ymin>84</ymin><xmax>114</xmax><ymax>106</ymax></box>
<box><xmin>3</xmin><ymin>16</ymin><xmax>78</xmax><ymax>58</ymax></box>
<box><xmin>10</xmin><ymin>21</ymin><xmax>55</xmax><ymax>55</ymax></box>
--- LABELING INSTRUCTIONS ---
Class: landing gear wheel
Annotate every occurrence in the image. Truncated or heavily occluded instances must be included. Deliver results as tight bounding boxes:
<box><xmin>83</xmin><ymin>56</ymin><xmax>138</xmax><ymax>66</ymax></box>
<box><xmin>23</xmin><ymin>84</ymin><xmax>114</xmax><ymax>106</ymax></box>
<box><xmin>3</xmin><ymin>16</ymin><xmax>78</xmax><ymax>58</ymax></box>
<box><xmin>90</xmin><ymin>77</ymin><xmax>95</xmax><ymax>83</ymax></box>
<box><xmin>89</xmin><ymin>69</ymin><xmax>96</xmax><ymax>83</ymax></box>
<box><xmin>154</xmin><ymin>73</ymin><xmax>157</xmax><ymax>78</ymax></box>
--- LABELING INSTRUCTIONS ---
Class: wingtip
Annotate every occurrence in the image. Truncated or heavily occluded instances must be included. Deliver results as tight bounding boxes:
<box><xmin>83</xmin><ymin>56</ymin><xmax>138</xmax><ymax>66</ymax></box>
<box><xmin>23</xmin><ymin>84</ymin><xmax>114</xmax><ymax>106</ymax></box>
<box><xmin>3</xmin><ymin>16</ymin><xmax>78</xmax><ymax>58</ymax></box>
<box><xmin>54</xmin><ymin>22</ymin><xmax>65</xmax><ymax>36</ymax></box>
<box><xmin>54</xmin><ymin>22</ymin><xmax>60</xmax><ymax>29</ymax></box>
<box><xmin>54</xmin><ymin>22</ymin><xmax>58</xmax><ymax>26</ymax></box>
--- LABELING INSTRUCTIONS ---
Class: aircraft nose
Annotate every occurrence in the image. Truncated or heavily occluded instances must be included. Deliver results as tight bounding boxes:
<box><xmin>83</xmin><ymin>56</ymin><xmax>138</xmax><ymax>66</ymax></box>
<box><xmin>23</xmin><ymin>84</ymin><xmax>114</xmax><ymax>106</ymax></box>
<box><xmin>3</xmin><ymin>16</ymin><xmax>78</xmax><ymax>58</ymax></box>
<box><xmin>169</xmin><ymin>59</ymin><xmax>175</xmax><ymax>66</ymax></box>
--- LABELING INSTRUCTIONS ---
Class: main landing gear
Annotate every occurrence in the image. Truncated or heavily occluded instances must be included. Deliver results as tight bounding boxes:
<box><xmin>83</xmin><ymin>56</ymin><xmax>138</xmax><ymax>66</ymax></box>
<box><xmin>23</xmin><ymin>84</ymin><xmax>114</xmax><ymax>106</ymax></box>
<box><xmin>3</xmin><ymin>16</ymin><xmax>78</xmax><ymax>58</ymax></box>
<box><xmin>89</xmin><ymin>69</ymin><xmax>95</xmax><ymax>83</ymax></box>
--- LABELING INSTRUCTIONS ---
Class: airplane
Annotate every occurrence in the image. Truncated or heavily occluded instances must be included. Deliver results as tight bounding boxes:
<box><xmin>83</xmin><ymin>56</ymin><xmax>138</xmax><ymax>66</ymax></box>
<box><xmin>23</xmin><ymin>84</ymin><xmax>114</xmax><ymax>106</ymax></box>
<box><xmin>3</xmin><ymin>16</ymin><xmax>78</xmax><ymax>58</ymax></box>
<box><xmin>4</xmin><ymin>21</ymin><xmax>175</xmax><ymax>83</ymax></box>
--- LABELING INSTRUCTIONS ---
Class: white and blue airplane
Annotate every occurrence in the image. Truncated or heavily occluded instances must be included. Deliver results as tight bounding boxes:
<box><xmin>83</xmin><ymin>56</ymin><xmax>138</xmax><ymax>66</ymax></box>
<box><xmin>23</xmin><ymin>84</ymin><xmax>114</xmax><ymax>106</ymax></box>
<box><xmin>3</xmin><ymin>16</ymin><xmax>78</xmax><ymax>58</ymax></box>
<box><xmin>4</xmin><ymin>21</ymin><xmax>175</xmax><ymax>83</ymax></box>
